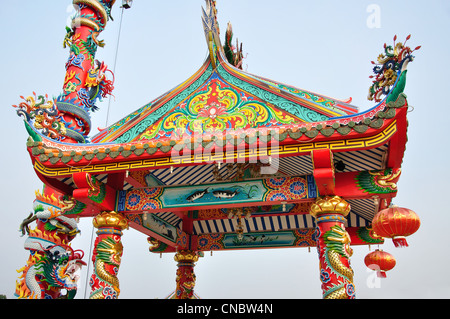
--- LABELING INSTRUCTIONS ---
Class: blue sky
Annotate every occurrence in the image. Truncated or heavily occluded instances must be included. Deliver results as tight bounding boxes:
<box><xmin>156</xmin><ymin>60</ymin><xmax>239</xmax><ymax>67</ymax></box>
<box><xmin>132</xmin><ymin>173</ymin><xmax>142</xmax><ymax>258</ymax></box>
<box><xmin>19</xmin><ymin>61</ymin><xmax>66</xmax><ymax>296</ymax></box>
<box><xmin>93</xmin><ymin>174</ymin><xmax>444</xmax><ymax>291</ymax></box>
<box><xmin>1</xmin><ymin>0</ymin><xmax>449</xmax><ymax>299</ymax></box>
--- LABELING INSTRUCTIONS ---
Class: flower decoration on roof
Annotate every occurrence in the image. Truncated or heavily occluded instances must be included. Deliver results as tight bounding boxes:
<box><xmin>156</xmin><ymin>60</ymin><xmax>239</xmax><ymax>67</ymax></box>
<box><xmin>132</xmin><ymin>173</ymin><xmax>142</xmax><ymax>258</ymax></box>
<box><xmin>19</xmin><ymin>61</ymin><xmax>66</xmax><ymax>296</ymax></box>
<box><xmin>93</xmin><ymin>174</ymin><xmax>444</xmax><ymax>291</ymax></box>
<box><xmin>197</xmin><ymin>102</ymin><xmax>228</xmax><ymax>120</ymax></box>
<box><xmin>202</xmin><ymin>0</ymin><xmax>219</xmax><ymax>36</ymax></box>
<box><xmin>368</xmin><ymin>35</ymin><xmax>421</xmax><ymax>102</ymax></box>
<box><xmin>138</xmin><ymin>78</ymin><xmax>297</xmax><ymax>139</ymax></box>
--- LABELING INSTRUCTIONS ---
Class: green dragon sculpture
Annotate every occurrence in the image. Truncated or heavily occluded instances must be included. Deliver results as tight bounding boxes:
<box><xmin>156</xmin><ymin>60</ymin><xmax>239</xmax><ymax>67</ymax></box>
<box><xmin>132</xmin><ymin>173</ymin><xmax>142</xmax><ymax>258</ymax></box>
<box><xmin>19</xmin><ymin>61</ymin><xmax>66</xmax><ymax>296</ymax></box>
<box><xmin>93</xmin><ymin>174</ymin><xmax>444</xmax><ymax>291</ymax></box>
<box><xmin>89</xmin><ymin>237</ymin><xmax>123</xmax><ymax>299</ymax></box>
<box><xmin>224</xmin><ymin>22</ymin><xmax>244</xmax><ymax>69</ymax></box>
<box><xmin>89</xmin><ymin>211</ymin><xmax>128</xmax><ymax>299</ymax></box>
<box><xmin>320</xmin><ymin>225</ymin><xmax>355</xmax><ymax>299</ymax></box>
<box><xmin>15</xmin><ymin>188</ymin><xmax>85</xmax><ymax>299</ymax></box>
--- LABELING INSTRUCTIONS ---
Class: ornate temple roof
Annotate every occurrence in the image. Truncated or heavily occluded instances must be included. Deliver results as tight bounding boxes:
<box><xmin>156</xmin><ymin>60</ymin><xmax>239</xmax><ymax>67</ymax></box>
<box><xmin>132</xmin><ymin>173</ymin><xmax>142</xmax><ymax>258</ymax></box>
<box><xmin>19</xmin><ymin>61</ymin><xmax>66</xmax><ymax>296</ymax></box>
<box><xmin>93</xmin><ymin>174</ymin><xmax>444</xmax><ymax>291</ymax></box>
<box><xmin>25</xmin><ymin>1</ymin><xmax>410</xmax><ymax>173</ymax></box>
<box><xmin>15</xmin><ymin>0</ymin><xmax>418</xmax><ymax>252</ymax></box>
<box><xmin>90</xmin><ymin>3</ymin><xmax>360</xmax><ymax>145</ymax></box>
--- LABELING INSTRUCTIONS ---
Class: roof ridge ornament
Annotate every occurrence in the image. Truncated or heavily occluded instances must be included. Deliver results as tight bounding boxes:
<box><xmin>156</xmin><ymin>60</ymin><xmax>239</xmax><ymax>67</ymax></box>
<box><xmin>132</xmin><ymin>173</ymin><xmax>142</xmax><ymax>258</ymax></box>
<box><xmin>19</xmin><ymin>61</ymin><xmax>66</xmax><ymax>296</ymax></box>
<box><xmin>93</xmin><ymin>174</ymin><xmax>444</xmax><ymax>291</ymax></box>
<box><xmin>202</xmin><ymin>0</ymin><xmax>220</xmax><ymax>36</ymax></box>
<box><xmin>202</xmin><ymin>0</ymin><xmax>221</xmax><ymax>69</ymax></box>
<box><xmin>368</xmin><ymin>34</ymin><xmax>421</xmax><ymax>103</ymax></box>
<box><xmin>224</xmin><ymin>22</ymin><xmax>244</xmax><ymax>70</ymax></box>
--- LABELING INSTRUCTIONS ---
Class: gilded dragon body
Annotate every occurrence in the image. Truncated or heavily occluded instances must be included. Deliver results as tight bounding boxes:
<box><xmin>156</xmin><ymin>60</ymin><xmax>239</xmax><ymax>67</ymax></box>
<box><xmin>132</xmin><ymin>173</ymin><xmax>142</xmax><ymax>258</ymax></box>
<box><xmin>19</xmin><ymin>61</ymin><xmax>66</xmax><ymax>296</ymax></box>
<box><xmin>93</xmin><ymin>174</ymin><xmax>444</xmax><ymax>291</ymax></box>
<box><xmin>89</xmin><ymin>236</ymin><xmax>123</xmax><ymax>299</ymax></box>
<box><xmin>320</xmin><ymin>225</ymin><xmax>355</xmax><ymax>299</ymax></box>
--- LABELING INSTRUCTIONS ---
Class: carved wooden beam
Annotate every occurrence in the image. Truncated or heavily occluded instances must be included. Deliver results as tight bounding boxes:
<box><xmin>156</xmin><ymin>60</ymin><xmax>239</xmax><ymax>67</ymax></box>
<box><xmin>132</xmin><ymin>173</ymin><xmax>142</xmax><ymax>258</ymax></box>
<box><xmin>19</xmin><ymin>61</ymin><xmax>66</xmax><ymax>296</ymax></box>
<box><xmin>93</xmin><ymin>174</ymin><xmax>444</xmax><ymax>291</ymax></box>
<box><xmin>195</xmin><ymin>226</ymin><xmax>383</xmax><ymax>251</ymax></box>
<box><xmin>117</xmin><ymin>175</ymin><xmax>318</xmax><ymax>214</ymax></box>
<box><xmin>72</xmin><ymin>172</ymin><xmax>117</xmax><ymax>212</ymax></box>
<box><xmin>116</xmin><ymin>169</ymin><xmax>399</xmax><ymax>215</ymax></box>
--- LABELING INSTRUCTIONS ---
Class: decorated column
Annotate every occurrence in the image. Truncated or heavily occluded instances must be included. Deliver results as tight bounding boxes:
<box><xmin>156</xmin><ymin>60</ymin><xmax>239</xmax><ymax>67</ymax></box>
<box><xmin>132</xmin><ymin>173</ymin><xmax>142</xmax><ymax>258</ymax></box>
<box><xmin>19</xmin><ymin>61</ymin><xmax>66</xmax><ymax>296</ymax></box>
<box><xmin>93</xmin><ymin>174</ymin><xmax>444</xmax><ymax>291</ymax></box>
<box><xmin>58</xmin><ymin>0</ymin><xmax>116</xmax><ymax>142</ymax></box>
<box><xmin>15</xmin><ymin>186</ymin><xmax>86</xmax><ymax>299</ymax></box>
<box><xmin>309</xmin><ymin>196</ymin><xmax>355</xmax><ymax>299</ymax></box>
<box><xmin>174</xmin><ymin>250</ymin><xmax>200</xmax><ymax>299</ymax></box>
<box><xmin>14</xmin><ymin>0</ymin><xmax>116</xmax><ymax>143</ymax></box>
<box><xmin>90</xmin><ymin>211</ymin><xmax>128</xmax><ymax>299</ymax></box>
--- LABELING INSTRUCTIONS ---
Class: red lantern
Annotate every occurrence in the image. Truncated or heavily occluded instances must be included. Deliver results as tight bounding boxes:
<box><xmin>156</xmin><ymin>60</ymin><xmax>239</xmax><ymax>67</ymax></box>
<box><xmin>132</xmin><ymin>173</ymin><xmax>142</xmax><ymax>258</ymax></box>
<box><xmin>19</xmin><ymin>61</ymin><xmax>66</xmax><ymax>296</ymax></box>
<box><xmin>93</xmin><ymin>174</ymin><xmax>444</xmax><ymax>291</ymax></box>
<box><xmin>372</xmin><ymin>206</ymin><xmax>420</xmax><ymax>247</ymax></box>
<box><xmin>364</xmin><ymin>249</ymin><xmax>396</xmax><ymax>278</ymax></box>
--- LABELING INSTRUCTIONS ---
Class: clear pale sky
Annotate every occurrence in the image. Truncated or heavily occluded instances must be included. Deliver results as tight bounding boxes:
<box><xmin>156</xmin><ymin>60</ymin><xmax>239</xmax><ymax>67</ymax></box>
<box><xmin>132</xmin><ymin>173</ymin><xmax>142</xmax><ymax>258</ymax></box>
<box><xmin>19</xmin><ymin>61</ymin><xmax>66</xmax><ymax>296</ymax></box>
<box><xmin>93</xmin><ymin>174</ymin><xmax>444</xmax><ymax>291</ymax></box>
<box><xmin>1</xmin><ymin>0</ymin><xmax>449</xmax><ymax>299</ymax></box>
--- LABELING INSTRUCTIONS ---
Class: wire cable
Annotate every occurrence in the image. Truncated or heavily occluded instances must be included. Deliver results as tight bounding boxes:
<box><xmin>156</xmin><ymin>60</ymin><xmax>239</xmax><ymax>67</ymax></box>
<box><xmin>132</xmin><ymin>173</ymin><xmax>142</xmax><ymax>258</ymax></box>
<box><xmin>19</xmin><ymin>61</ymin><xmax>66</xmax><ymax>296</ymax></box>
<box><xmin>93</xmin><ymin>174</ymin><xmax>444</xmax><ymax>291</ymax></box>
<box><xmin>105</xmin><ymin>6</ymin><xmax>125</xmax><ymax>127</ymax></box>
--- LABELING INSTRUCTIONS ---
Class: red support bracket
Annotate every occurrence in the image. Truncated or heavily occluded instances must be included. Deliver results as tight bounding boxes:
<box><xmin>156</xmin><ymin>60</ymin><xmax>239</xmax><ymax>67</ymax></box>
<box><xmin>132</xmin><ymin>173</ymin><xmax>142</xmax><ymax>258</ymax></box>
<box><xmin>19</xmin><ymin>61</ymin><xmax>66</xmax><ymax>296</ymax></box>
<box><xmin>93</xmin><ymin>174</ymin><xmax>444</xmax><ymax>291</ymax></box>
<box><xmin>311</xmin><ymin>149</ymin><xmax>336</xmax><ymax>196</ymax></box>
<box><xmin>72</xmin><ymin>172</ymin><xmax>117</xmax><ymax>212</ymax></box>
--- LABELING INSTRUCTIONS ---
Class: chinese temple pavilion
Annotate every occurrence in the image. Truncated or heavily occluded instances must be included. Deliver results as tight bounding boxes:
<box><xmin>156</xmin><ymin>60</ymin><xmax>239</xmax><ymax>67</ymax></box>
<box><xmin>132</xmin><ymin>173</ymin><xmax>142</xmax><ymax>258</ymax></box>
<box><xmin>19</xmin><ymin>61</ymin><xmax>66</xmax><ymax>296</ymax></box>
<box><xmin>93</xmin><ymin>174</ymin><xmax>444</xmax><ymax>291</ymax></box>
<box><xmin>13</xmin><ymin>0</ymin><xmax>420</xmax><ymax>299</ymax></box>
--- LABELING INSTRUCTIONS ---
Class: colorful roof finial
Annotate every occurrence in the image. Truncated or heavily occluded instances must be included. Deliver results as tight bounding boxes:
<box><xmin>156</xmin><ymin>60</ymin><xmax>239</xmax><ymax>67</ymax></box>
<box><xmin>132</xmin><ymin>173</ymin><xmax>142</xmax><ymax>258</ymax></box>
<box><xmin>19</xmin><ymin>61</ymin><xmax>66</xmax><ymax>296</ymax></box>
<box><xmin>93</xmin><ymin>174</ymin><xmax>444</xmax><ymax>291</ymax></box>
<box><xmin>224</xmin><ymin>22</ymin><xmax>244</xmax><ymax>69</ymax></box>
<box><xmin>202</xmin><ymin>0</ymin><xmax>220</xmax><ymax>35</ymax></box>
<box><xmin>368</xmin><ymin>34</ymin><xmax>421</xmax><ymax>103</ymax></box>
<box><xmin>202</xmin><ymin>0</ymin><xmax>221</xmax><ymax>69</ymax></box>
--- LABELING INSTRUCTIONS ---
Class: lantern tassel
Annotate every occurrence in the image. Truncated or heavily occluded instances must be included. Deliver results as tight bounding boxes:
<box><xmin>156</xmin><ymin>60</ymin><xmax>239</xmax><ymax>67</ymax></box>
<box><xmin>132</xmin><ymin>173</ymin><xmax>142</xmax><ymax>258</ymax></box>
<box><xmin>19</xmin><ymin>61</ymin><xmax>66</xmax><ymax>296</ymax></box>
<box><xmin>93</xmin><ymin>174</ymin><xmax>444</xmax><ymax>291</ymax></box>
<box><xmin>377</xmin><ymin>271</ymin><xmax>387</xmax><ymax>278</ymax></box>
<box><xmin>392</xmin><ymin>236</ymin><xmax>409</xmax><ymax>248</ymax></box>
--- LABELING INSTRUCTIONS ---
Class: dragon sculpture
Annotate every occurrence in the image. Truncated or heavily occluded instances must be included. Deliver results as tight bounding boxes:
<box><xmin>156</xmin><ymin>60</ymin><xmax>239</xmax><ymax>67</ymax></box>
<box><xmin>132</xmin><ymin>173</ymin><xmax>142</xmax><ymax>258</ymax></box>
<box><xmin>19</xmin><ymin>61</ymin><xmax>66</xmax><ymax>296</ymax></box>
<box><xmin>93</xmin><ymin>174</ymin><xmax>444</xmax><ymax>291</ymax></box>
<box><xmin>174</xmin><ymin>250</ymin><xmax>199</xmax><ymax>299</ymax></box>
<box><xmin>224</xmin><ymin>22</ymin><xmax>244</xmax><ymax>69</ymax></box>
<box><xmin>14</xmin><ymin>0</ymin><xmax>117</xmax><ymax>144</ymax></box>
<box><xmin>175</xmin><ymin>267</ymin><xmax>197</xmax><ymax>299</ymax></box>
<box><xmin>15</xmin><ymin>188</ymin><xmax>85</xmax><ymax>299</ymax></box>
<box><xmin>13</xmin><ymin>93</ymin><xmax>67</xmax><ymax>141</ymax></box>
<box><xmin>368</xmin><ymin>35</ymin><xmax>420</xmax><ymax>103</ymax></box>
<box><xmin>356</xmin><ymin>168</ymin><xmax>402</xmax><ymax>194</ymax></box>
<box><xmin>319</xmin><ymin>225</ymin><xmax>355</xmax><ymax>299</ymax></box>
<box><xmin>89</xmin><ymin>236</ymin><xmax>124</xmax><ymax>299</ymax></box>
<box><xmin>84</xmin><ymin>60</ymin><xmax>115</xmax><ymax>111</ymax></box>
<box><xmin>89</xmin><ymin>211</ymin><xmax>128</xmax><ymax>299</ymax></box>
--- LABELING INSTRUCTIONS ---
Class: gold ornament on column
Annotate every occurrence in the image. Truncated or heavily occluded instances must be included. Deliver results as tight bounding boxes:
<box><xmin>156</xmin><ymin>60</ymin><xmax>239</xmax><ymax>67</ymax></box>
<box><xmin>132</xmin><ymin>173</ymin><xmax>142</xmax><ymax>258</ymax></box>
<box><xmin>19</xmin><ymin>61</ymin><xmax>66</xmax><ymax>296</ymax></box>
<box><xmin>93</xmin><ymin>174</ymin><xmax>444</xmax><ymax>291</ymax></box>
<box><xmin>93</xmin><ymin>211</ymin><xmax>129</xmax><ymax>231</ymax></box>
<box><xmin>174</xmin><ymin>250</ymin><xmax>199</xmax><ymax>263</ymax></box>
<box><xmin>309</xmin><ymin>195</ymin><xmax>351</xmax><ymax>218</ymax></box>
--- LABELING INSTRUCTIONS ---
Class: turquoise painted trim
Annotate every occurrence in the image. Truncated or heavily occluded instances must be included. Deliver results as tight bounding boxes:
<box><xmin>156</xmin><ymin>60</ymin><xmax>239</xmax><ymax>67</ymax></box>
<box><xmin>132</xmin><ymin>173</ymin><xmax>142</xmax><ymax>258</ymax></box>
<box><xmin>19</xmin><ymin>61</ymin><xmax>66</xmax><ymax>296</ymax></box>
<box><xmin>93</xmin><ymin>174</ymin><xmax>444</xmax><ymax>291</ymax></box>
<box><xmin>222</xmin><ymin>231</ymin><xmax>297</xmax><ymax>249</ymax></box>
<box><xmin>216</xmin><ymin>63</ymin><xmax>330</xmax><ymax>123</ymax></box>
<box><xmin>112</xmin><ymin>64</ymin><xmax>214</xmax><ymax>143</ymax></box>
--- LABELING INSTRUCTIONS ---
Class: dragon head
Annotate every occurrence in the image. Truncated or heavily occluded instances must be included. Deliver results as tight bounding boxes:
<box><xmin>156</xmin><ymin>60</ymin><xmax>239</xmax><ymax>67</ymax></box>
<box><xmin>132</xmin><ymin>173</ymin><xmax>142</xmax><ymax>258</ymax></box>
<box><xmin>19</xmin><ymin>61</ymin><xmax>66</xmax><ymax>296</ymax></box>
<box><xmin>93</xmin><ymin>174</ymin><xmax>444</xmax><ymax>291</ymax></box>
<box><xmin>324</xmin><ymin>225</ymin><xmax>353</xmax><ymax>259</ymax></box>
<box><xmin>41</xmin><ymin>244</ymin><xmax>86</xmax><ymax>299</ymax></box>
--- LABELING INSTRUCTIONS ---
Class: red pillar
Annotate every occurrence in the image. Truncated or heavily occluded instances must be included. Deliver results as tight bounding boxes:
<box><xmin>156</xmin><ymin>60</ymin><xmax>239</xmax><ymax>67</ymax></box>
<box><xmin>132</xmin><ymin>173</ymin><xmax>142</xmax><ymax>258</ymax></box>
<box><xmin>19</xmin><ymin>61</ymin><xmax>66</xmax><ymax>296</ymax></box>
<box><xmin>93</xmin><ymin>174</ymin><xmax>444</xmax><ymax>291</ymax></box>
<box><xmin>89</xmin><ymin>211</ymin><xmax>128</xmax><ymax>299</ymax></box>
<box><xmin>309</xmin><ymin>196</ymin><xmax>356</xmax><ymax>299</ymax></box>
<box><xmin>58</xmin><ymin>0</ymin><xmax>116</xmax><ymax>142</ymax></box>
<box><xmin>15</xmin><ymin>186</ymin><xmax>85</xmax><ymax>299</ymax></box>
<box><xmin>174</xmin><ymin>250</ymin><xmax>199</xmax><ymax>299</ymax></box>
